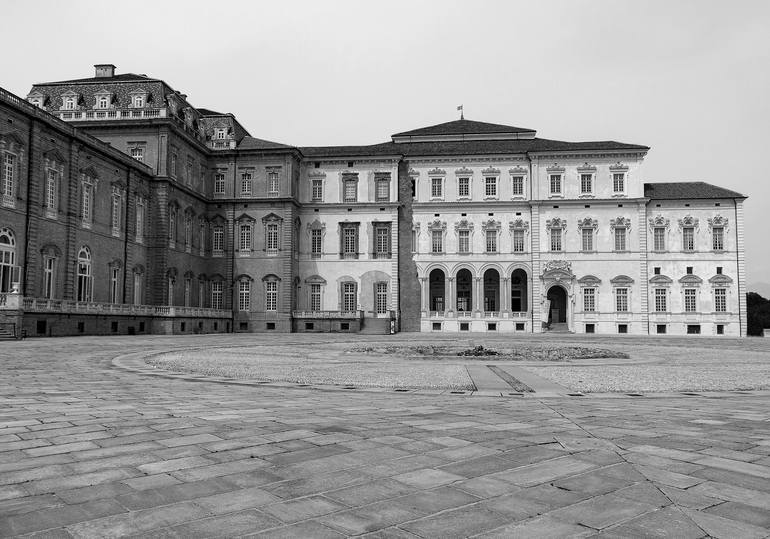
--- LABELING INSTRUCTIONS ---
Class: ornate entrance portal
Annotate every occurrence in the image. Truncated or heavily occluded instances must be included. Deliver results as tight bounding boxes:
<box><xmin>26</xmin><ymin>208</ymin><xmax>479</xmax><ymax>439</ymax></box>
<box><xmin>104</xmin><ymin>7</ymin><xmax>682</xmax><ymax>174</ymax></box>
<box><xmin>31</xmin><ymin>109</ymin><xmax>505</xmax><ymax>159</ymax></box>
<box><xmin>546</xmin><ymin>285</ymin><xmax>567</xmax><ymax>323</ymax></box>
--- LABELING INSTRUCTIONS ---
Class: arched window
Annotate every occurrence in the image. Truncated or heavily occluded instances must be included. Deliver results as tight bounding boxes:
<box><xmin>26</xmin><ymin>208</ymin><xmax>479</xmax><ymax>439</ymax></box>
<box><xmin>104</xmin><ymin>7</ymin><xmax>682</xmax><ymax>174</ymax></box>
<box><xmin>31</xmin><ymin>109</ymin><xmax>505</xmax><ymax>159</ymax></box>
<box><xmin>0</xmin><ymin>228</ymin><xmax>17</xmax><ymax>293</ymax></box>
<box><xmin>76</xmin><ymin>247</ymin><xmax>93</xmax><ymax>302</ymax></box>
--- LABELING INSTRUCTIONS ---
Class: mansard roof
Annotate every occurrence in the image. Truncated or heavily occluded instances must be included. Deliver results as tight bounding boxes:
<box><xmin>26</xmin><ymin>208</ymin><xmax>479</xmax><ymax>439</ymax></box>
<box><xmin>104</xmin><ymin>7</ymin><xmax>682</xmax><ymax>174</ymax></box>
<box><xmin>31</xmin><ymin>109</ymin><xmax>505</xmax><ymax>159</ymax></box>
<box><xmin>393</xmin><ymin>118</ymin><xmax>535</xmax><ymax>138</ymax></box>
<box><xmin>37</xmin><ymin>73</ymin><xmax>160</xmax><ymax>85</ymax></box>
<box><xmin>197</xmin><ymin>108</ymin><xmax>227</xmax><ymax>116</ymax></box>
<box><xmin>237</xmin><ymin>136</ymin><xmax>295</xmax><ymax>151</ymax></box>
<box><xmin>644</xmin><ymin>182</ymin><xmax>745</xmax><ymax>200</ymax></box>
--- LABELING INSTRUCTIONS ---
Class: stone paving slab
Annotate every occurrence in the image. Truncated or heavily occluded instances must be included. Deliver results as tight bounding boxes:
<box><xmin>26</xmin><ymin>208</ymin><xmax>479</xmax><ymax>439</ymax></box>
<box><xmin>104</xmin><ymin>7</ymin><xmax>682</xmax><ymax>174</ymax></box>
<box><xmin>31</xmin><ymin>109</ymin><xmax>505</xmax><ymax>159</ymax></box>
<box><xmin>0</xmin><ymin>334</ymin><xmax>769</xmax><ymax>537</ymax></box>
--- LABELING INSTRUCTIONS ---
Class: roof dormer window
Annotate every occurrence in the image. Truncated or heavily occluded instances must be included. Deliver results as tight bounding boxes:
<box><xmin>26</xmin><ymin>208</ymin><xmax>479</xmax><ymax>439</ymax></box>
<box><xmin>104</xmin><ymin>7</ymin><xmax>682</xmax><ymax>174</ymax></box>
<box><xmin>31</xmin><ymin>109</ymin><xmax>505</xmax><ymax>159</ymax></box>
<box><xmin>63</xmin><ymin>95</ymin><xmax>77</xmax><ymax>110</ymax></box>
<box><xmin>98</xmin><ymin>95</ymin><xmax>109</xmax><ymax>109</ymax></box>
<box><xmin>132</xmin><ymin>94</ymin><xmax>144</xmax><ymax>108</ymax></box>
<box><xmin>216</xmin><ymin>128</ymin><xmax>227</xmax><ymax>140</ymax></box>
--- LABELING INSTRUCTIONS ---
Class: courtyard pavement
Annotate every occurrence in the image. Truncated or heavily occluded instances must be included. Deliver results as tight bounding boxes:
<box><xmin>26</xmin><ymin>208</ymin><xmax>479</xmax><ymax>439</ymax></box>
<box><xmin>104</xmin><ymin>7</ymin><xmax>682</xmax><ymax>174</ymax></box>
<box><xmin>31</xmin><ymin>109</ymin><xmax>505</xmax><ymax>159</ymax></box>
<box><xmin>0</xmin><ymin>334</ymin><xmax>769</xmax><ymax>538</ymax></box>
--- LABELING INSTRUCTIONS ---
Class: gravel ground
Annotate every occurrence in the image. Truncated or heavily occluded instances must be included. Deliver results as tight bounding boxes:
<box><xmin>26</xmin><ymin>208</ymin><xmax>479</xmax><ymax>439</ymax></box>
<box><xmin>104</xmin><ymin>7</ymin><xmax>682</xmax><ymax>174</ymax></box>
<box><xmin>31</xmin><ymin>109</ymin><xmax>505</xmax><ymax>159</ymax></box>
<box><xmin>147</xmin><ymin>349</ymin><xmax>475</xmax><ymax>390</ymax></box>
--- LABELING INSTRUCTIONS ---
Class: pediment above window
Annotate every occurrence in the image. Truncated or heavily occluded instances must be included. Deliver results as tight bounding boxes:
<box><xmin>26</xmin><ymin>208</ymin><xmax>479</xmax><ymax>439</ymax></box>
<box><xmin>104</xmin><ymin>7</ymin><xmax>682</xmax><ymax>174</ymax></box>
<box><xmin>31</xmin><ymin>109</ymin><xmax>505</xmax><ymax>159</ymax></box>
<box><xmin>610</xmin><ymin>162</ymin><xmax>629</xmax><ymax>172</ymax></box>
<box><xmin>235</xmin><ymin>212</ymin><xmax>254</xmax><ymax>223</ymax></box>
<box><xmin>481</xmin><ymin>167</ymin><xmax>500</xmax><ymax>175</ymax></box>
<box><xmin>610</xmin><ymin>274</ymin><xmax>635</xmax><ymax>286</ymax></box>
<box><xmin>427</xmin><ymin>219</ymin><xmax>447</xmax><ymax>231</ymax></box>
<box><xmin>43</xmin><ymin>148</ymin><xmax>66</xmax><ymax>164</ymax></box>
<box><xmin>308</xmin><ymin>170</ymin><xmax>326</xmax><ymax>178</ymax></box>
<box><xmin>454</xmin><ymin>167</ymin><xmax>473</xmax><ymax>176</ymax></box>
<box><xmin>454</xmin><ymin>219</ymin><xmax>474</xmax><ymax>231</ymax></box>
<box><xmin>610</xmin><ymin>216</ymin><xmax>631</xmax><ymax>230</ymax></box>
<box><xmin>262</xmin><ymin>274</ymin><xmax>281</xmax><ymax>282</ymax></box>
<box><xmin>307</xmin><ymin>219</ymin><xmax>325</xmax><ymax>231</ymax></box>
<box><xmin>709</xmin><ymin>274</ymin><xmax>733</xmax><ymax>285</ymax></box>
<box><xmin>678</xmin><ymin>274</ymin><xmax>703</xmax><ymax>285</ymax></box>
<box><xmin>678</xmin><ymin>215</ymin><xmax>699</xmax><ymax>229</ymax></box>
<box><xmin>509</xmin><ymin>166</ymin><xmax>527</xmax><ymax>175</ymax></box>
<box><xmin>40</xmin><ymin>243</ymin><xmax>62</xmax><ymax>258</ymax></box>
<box><xmin>546</xmin><ymin>163</ymin><xmax>565</xmax><ymax>173</ymax></box>
<box><xmin>649</xmin><ymin>215</ymin><xmax>670</xmax><ymax>229</ymax></box>
<box><xmin>707</xmin><ymin>215</ymin><xmax>728</xmax><ymax>229</ymax></box>
<box><xmin>261</xmin><ymin>212</ymin><xmax>283</xmax><ymax>223</ymax></box>
<box><xmin>208</xmin><ymin>273</ymin><xmax>224</xmax><ymax>281</ymax></box>
<box><xmin>578</xmin><ymin>274</ymin><xmax>601</xmax><ymax>286</ymax></box>
<box><xmin>234</xmin><ymin>273</ymin><xmax>254</xmax><ymax>282</ymax></box>
<box><xmin>408</xmin><ymin>168</ymin><xmax>419</xmax><ymax>177</ymax></box>
<box><xmin>577</xmin><ymin>217</ymin><xmax>598</xmax><ymax>230</ymax></box>
<box><xmin>577</xmin><ymin>162</ymin><xmax>597</xmax><ymax>172</ymax></box>
<box><xmin>209</xmin><ymin>214</ymin><xmax>226</xmax><ymax>224</ymax></box>
<box><xmin>427</xmin><ymin>168</ymin><xmax>446</xmax><ymax>176</ymax></box>
<box><xmin>133</xmin><ymin>264</ymin><xmax>145</xmax><ymax>275</ymax></box>
<box><xmin>542</xmin><ymin>260</ymin><xmax>574</xmax><ymax>282</ymax></box>
<box><xmin>649</xmin><ymin>274</ymin><xmax>673</xmax><ymax>285</ymax></box>
<box><xmin>546</xmin><ymin>217</ymin><xmax>566</xmax><ymax>230</ymax></box>
<box><xmin>80</xmin><ymin>166</ymin><xmax>99</xmax><ymax>179</ymax></box>
<box><xmin>166</xmin><ymin>267</ymin><xmax>178</xmax><ymax>279</ymax></box>
<box><xmin>481</xmin><ymin>218</ymin><xmax>501</xmax><ymax>231</ymax></box>
<box><xmin>509</xmin><ymin>218</ymin><xmax>529</xmax><ymax>231</ymax></box>
<box><xmin>0</xmin><ymin>131</ymin><xmax>25</xmax><ymax>152</ymax></box>
<box><xmin>305</xmin><ymin>274</ymin><xmax>327</xmax><ymax>285</ymax></box>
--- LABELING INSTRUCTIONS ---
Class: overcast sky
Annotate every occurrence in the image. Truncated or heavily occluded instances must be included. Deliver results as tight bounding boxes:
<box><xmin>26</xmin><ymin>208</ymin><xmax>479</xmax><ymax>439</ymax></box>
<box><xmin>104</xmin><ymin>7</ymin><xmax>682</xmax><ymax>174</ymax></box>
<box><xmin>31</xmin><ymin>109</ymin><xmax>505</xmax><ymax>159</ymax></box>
<box><xmin>3</xmin><ymin>0</ymin><xmax>769</xmax><ymax>284</ymax></box>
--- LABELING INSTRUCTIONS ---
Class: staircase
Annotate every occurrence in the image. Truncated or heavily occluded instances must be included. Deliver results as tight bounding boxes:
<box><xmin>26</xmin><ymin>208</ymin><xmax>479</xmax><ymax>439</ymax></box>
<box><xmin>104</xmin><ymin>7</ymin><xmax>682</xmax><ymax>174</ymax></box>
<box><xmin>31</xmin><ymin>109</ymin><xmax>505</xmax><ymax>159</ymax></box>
<box><xmin>359</xmin><ymin>317</ymin><xmax>392</xmax><ymax>334</ymax></box>
<box><xmin>546</xmin><ymin>323</ymin><xmax>571</xmax><ymax>333</ymax></box>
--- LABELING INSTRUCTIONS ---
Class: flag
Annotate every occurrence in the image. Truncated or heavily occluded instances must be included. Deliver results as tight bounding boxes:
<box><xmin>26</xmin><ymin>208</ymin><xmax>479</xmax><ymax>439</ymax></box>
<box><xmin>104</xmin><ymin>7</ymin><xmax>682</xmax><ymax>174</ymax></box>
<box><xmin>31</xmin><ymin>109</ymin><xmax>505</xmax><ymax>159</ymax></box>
<box><xmin>457</xmin><ymin>105</ymin><xmax>463</xmax><ymax>111</ymax></box>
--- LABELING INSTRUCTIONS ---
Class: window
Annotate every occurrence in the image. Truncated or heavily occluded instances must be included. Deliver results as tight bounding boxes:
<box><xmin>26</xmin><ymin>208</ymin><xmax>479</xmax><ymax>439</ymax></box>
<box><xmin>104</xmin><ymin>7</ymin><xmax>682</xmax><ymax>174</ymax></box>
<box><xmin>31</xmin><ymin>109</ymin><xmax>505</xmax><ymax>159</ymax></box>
<box><xmin>133</xmin><ymin>271</ymin><xmax>142</xmax><ymax>305</ymax></box>
<box><xmin>550</xmin><ymin>229</ymin><xmax>562</xmax><ymax>252</ymax></box>
<box><xmin>266</xmin><ymin>223</ymin><xmax>279</xmax><ymax>253</ymax></box>
<box><xmin>714</xmin><ymin>288</ymin><xmax>727</xmax><ymax>312</ymax></box>
<box><xmin>238</xmin><ymin>281</ymin><xmax>250</xmax><ymax>311</ymax></box>
<box><xmin>170</xmin><ymin>153</ymin><xmax>177</xmax><ymax>178</ymax></box>
<box><xmin>581</xmin><ymin>228</ymin><xmax>593</xmax><ymax>252</ymax></box>
<box><xmin>375</xmin><ymin>282</ymin><xmax>388</xmax><ymax>314</ymax></box>
<box><xmin>265</xmin><ymin>281</ymin><xmax>277</xmax><ymax>311</ymax></box>
<box><xmin>186</xmin><ymin>158</ymin><xmax>193</xmax><ymax>185</ymax></box>
<box><xmin>240</xmin><ymin>172</ymin><xmax>252</xmax><ymax>196</ymax></box>
<box><xmin>197</xmin><ymin>279</ymin><xmax>205</xmax><ymax>307</ymax></box>
<box><xmin>216</xmin><ymin>128</ymin><xmax>226</xmax><ymax>140</ymax></box>
<box><xmin>214</xmin><ymin>173</ymin><xmax>225</xmax><ymax>194</ymax></box>
<box><xmin>199</xmin><ymin>221</ymin><xmax>206</xmax><ymax>256</ymax></box>
<box><xmin>76</xmin><ymin>247</ymin><xmax>92</xmax><ymax>302</ymax></box>
<box><xmin>410</xmin><ymin>178</ymin><xmax>416</xmax><ymax>199</ymax></box>
<box><xmin>130</xmin><ymin>147</ymin><xmax>143</xmax><ymax>162</ymax></box>
<box><xmin>683</xmin><ymin>227</ymin><xmax>695</xmax><ymax>251</ymax></box>
<box><xmin>310</xmin><ymin>283</ymin><xmax>321</xmax><ymax>311</ymax></box>
<box><xmin>657</xmin><ymin>324</ymin><xmax>667</xmax><ymax>334</ymax></box>
<box><xmin>580</xmin><ymin>174</ymin><xmax>593</xmax><ymax>194</ymax></box>
<box><xmin>687</xmin><ymin>324</ymin><xmax>701</xmax><ymax>335</ymax></box>
<box><xmin>132</xmin><ymin>94</ymin><xmax>145</xmax><ymax>108</ymax></box>
<box><xmin>311</xmin><ymin>179</ymin><xmax>323</xmax><ymax>201</ymax></box>
<box><xmin>239</xmin><ymin>223</ymin><xmax>252</xmax><ymax>251</ymax></box>
<box><xmin>613</xmin><ymin>173</ymin><xmax>625</xmax><ymax>193</ymax></box>
<box><xmin>655</xmin><ymin>289</ymin><xmax>667</xmax><ymax>312</ymax></box>
<box><xmin>1</xmin><ymin>153</ymin><xmax>16</xmax><ymax>207</ymax></box>
<box><xmin>618</xmin><ymin>324</ymin><xmax>628</xmax><ymax>334</ymax></box>
<box><xmin>212</xmin><ymin>226</ymin><xmax>224</xmax><ymax>255</ymax></box>
<box><xmin>431</xmin><ymin>229</ymin><xmax>443</xmax><ymax>253</ymax></box>
<box><xmin>311</xmin><ymin>228</ymin><xmax>322</xmax><ymax>258</ymax></box>
<box><xmin>431</xmin><ymin>177</ymin><xmax>443</xmax><ymax>198</ymax></box>
<box><xmin>614</xmin><ymin>227</ymin><xmax>627</xmax><ymax>251</ymax></box>
<box><xmin>43</xmin><ymin>257</ymin><xmax>55</xmax><ymax>299</ymax></box>
<box><xmin>211</xmin><ymin>281</ymin><xmax>223</xmax><ymax>309</ymax></box>
<box><xmin>168</xmin><ymin>207</ymin><xmax>177</xmax><ymax>247</ymax></box>
<box><xmin>684</xmin><ymin>289</ymin><xmax>697</xmax><ymax>312</ymax></box>
<box><xmin>342</xmin><ymin>282</ymin><xmax>356</xmax><ymax>311</ymax></box>
<box><xmin>616</xmin><ymin>288</ymin><xmax>629</xmax><ymax>312</ymax></box>
<box><xmin>512</xmin><ymin>229</ymin><xmax>525</xmax><ymax>253</ymax></box>
<box><xmin>0</xmin><ymin>229</ymin><xmax>16</xmax><ymax>293</ymax></box>
<box><xmin>343</xmin><ymin>176</ymin><xmax>357</xmax><ymax>202</ymax></box>
<box><xmin>484</xmin><ymin>177</ymin><xmax>497</xmax><ymax>198</ymax></box>
<box><xmin>458</xmin><ymin>177</ymin><xmax>470</xmax><ymax>198</ymax></box>
<box><xmin>549</xmin><ymin>174</ymin><xmax>562</xmax><ymax>195</ymax></box>
<box><xmin>81</xmin><ymin>180</ymin><xmax>93</xmax><ymax>227</ymax></box>
<box><xmin>653</xmin><ymin>227</ymin><xmax>666</xmax><ymax>251</ymax></box>
<box><xmin>374</xmin><ymin>224</ymin><xmax>390</xmax><ymax>258</ymax></box>
<box><xmin>583</xmin><ymin>288</ymin><xmax>596</xmax><ymax>312</ymax></box>
<box><xmin>184</xmin><ymin>215</ymin><xmax>192</xmax><ymax>252</ymax></box>
<box><xmin>341</xmin><ymin>224</ymin><xmax>359</xmax><ymax>258</ymax></box>
<box><xmin>485</xmin><ymin>229</ymin><xmax>497</xmax><ymax>253</ymax></box>
<box><xmin>63</xmin><ymin>96</ymin><xmax>76</xmax><ymax>110</ymax></box>
<box><xmin>97</xmin><ymin>95</ymin><xmax>109</xmax><ymax>109</ymax></box>
<box><xmin>411</xmin><ymin>228</ymin><xmax>417</xmax><ymax>253</ymax></box>
<box><xmin>111</xmin><ymin>193</ymin><xmax>121</xmax><ymax>235</ymax></box>
<box><xmin>268</xmin><ymin>170</ymin><xmax>280</xmax><ymax>196</ymax></box>
<box><xmin>458</xmin><ymin>229</ymin><xmax>470</xmax><ymax>254</ymax></box>
<box><xmin>511</xmin><ymin>176</ymin><xmax>524</xmax><ymax>196</ymax></box>
<box><xmin>712</xmin><ymin>227</ymin><xmax>724</xmax><ymax>250</ymax></box>
<box><xmin>167</xmin><ymin>276</ymin><xmax>175</xmax><ymax>306</ymax></box>
<box><xmin>45</xmin><ymin>169</ymin><xmax>58</xmax><ymax>218</ymax></box>
<box><xmin>107</xmin><ymin>267</ymin><xmax>119</xmax><ymax>304</ymax></box>
<box><xmin>129</xmin><ymin>198</ymin><xmax>142</xmax><ymax>243</ymax></box>
<box><xmin>375</xmin><ymin>177</ymin><xmax>389</xmax><ymax>201</ymax></box>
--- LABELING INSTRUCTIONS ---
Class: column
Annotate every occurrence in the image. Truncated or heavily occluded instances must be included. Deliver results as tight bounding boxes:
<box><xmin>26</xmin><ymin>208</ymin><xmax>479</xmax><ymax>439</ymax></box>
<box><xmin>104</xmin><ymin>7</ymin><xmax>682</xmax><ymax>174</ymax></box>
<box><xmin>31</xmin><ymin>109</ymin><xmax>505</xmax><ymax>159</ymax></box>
<box><xmin>447</xmin><ymin>277</ymin><xmax>455</xmax><ymax>316</ymax></box>
<box><xmin>501</xmin><ymin>277</ymin><xmax>510</xmax><ymax>313</ymax></box>
<box><xmin>419</xmin><ymin>277</ymin><xmax>428</xmax><ymax>315</ymax></box>
<box><xmin>474</xmin><ymin>277</ymin><xmax>482</xmax><ymax>314</ymax></box>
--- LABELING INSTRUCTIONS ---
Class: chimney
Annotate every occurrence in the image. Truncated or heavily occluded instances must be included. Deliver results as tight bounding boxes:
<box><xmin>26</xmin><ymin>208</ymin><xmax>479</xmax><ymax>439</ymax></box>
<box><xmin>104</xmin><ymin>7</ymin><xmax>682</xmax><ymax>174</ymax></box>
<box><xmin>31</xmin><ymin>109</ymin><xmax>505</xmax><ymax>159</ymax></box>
<box><xmin>94</xmin><ymin>64</ymin><xmax>116</xmax><ymax>78</ymax></box>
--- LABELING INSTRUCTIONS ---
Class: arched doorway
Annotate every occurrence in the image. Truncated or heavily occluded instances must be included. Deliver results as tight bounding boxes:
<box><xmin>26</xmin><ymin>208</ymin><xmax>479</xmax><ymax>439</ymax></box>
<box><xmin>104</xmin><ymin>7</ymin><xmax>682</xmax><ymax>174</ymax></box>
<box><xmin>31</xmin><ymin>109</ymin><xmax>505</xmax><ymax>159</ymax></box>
<box><xmin>429</xmin><ymin>269</ymin><xmax>445</xmax><ymax>313</ymax></box>
<box><xmin>483</xmin><ymin>269</ymin><xmax>499</xmax><ymax>312</ymax></box>
<box><xmin>546</xmin><ymin>285</ymin><xmax>567</xmax><ymax>323</ymax></box>
<box><xmin>511</xmin><ymin>269</ymin><xmax>528</xmax><ymax>312</ymax></box>
<box><xmin>456</xmin><ymin>269</ymin><xmax>473</xmax><ymax>313</ymax></box>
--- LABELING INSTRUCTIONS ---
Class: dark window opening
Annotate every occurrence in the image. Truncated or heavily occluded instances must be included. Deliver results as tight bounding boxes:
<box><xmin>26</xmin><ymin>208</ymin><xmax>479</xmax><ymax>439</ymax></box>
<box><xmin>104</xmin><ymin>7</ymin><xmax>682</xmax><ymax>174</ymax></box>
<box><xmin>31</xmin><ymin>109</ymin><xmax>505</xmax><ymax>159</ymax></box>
<box><xmin>716</xmin><ymin>324</ymin><xmax>725</xmax><ymax>335</ymax></box>
<box><xmin>77</xmin><ymin>322</ymin><xmax>85</xmax><ymax>333</ymax></box>
<box><xmin>687</xmin><ymin>324</ymin><xmax>701</xmax><ymax>334</ymax></box>
<box><xmin>657</xmin><ymin>324</ymin><xmax>666</xmax><ymax>334</ymax></box>
<box><xmin>36</xmin><ymin>320</ymin><xmax>47</xmax><ymax>334</ymax></box>
<box><xmin>515</xmin><ymin>322</ymin><xmax>525</xmax><ymax>331</ymax></box>
<box><xmin>240</xmin><ymin>322</ymin><xmax>248</xmax><ymax>331</ymax></box>
<box><xmin>111</xmin><ymin>321</ymin><xmax>118</xmax><ymax>333</ymax></box>
<box><xmin>180</xmin><ymin>322</ymin><xmax>186</xmax><ymax>332</ymax></box>
<box><xmin>460</xmin><ymin>322</ymin><xmax>469</xmax><ymax>331</ymax></box>
<box><xmin>432</xmin><ymin>322</ymin><xmax>441</xmax><ymax>331</ymax></box>
<box><xmin>654</xmin><ymin>267</ymin><xmax>661</xmax><ymax>275</ymax></box>
<box><xmin>618</xmin><ymin>324</ymin><xmax>628</xmax><ymax>334</ymax></box>
<box><xmin>585</xmin><ymin>323</ymin><xmax>595</xmax><ymax>334</ymax></box>
<box><xmin>305</xmin><ymin>322</ymin><xmax>314</xmax><ymax>330</ymax></box>
<box><xmin>139</xmin><ymin>321</ymin><xmax>145</xmax><ymax>332</ymax></box>
<box><xmin>487</xmin><ymin>322</ymin><xmax>497</xmax><ymax>331</ymax></box>
<box><xmin>266</xmin><ymin>322</ymin><xmax>275</xmax><ymax>330</ymax></box>
<box><xmin>340</xmin><ymin>322</ymin><xmax>350</xmax><ymax>331</ymax></box>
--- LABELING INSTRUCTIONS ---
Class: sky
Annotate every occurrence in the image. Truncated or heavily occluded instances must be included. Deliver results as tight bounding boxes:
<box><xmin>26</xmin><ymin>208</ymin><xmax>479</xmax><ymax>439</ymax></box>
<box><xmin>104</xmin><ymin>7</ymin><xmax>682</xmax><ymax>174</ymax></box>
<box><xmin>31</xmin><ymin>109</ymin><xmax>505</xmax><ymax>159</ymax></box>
<box><xmin>3</xmin><ymin>0</ymin><xmax>769</xmax><ymax>286</ymax></box>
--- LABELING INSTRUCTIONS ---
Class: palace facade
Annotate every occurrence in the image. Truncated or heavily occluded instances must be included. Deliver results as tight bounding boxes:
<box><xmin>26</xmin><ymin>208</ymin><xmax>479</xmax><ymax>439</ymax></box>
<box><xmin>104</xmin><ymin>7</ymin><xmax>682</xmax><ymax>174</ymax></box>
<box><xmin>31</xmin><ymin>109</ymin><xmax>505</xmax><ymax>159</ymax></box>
<box><xmin>0</xmin><ymin>65</ymin><xmax>747</xmax><ymax>336</ymax></box>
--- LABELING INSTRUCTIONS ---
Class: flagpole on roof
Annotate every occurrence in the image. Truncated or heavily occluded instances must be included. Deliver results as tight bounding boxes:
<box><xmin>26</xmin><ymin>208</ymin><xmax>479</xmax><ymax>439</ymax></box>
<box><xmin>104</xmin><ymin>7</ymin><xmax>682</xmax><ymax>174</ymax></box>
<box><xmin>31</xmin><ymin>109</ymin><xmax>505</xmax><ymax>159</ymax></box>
<box><xmin>457</xmin><ymin>104</ymin><xmax>463</xmax><ymax>120</ymax></box>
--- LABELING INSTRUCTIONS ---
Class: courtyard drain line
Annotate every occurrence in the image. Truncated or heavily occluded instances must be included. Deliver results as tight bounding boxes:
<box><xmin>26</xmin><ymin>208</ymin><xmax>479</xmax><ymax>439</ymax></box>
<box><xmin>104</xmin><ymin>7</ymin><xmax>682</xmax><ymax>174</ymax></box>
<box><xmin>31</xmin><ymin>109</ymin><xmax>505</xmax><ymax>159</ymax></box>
<box><xmin>486</xmin><ymin>365</ymin><xmax>534</xmax><ymax>393</ymax></box>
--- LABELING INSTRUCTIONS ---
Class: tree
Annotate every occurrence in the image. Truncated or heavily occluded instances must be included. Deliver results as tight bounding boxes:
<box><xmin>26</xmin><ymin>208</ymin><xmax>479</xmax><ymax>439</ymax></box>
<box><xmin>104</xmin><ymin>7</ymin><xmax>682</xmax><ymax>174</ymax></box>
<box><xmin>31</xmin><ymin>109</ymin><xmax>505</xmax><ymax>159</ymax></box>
<box><xmin>747</xmin><ymin>292</ymin><xmax>770</xmax><ymax>336</ymax></box>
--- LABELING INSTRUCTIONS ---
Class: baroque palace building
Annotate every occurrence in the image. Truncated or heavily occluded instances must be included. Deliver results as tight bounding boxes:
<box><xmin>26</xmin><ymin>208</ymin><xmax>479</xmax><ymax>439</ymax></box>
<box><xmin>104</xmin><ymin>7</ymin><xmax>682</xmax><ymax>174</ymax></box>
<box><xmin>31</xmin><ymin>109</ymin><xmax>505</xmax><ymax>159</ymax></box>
<box><xmin>0</xmin><ymin>65</ymin><xmax>747</xmax><ymax>336</ymax></box>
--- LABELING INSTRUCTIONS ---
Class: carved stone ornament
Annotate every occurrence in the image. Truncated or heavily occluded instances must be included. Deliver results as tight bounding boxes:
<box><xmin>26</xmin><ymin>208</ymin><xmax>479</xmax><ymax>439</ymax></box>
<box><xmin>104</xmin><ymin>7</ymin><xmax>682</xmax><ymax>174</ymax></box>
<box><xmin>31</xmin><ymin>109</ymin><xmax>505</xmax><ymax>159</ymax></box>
<box><xmin>707</xmin><ymin>215</ymin><xmax>728</xmax><ymax>229</ymax></box>
<box><xmin>454</xmin><ymin>167</ymin><xmax>473</xmax><ymax>176</ymax></box>
<box><xmin>678</xmin><ymin>215</ymin><xmax>699</xmax><ymax>230</ymax></box>
<box><xmin>678</xmin><ymin>274</ymin><xmax>703</xmax><ymax>286</ymax></box>
<box><xmin>509</xmin><ymin>218</ymin><xmax>529</xmax><ymax>231</ymax></box>
<box><xmin>454</xmin><ymin>219</ymin><xmax>474</xmax><ymax>232</ymax></box>
<box><xmin>408</xmin><ymin>168</ymin><xmax>419</xmax><ymax>177</ymax></box>
<box><xmin>577</xmin><ymin>162</ymin><xmax>597</xmax><ymax>172</ymax></box>
<box><xmin>546</xmin><ymin>163</ymin><xmax>565</xmax><ymax>173</ymax></box>
<box><xmin>545</xmin><ymin>217</ymin><xmax>566</xmax><ymax>231</ymax></box>
<box><xmin>306</xmin><ymin>219</ymin><xmax>325</xmax><ymax>232</ymax></box>
<box><xmin>481</xmin><ymin>218</ymin><xmax>501</xmax><ymax>231</ymax></box>
<box><xmin>610</xmin><ymin>275</ymin><xmax>635</xmax><ymax>286</ymax></box>
<box><xmin>427</xmin><ymin>218</ymin><xmax>446</xmax><ymax>231</ymax></box>
<box><xmin>577</xmin><ymin>217</ymin><xmax>598</xmax><ymax>230</ymax></box>
<box><xmin>709</xmin><ymin>274</ymin><xmax>733</xmax><ymax>285</ymax></box>
<box><xmin>509</xmin><ymin>166</ymin><xmax>527</xmax><ymax>175</ymax></box>
<box><xmin>610</xmin><ymin>216</ymin><xmax>631</xmax><ymax>230</ymax></box>
<box><xmin>544</xmin><ymin>260</ymin><xmax>572</xmax><ymax>273</ymax></box>
<box><xmin>427</xmin><ymin>168</ymin><xmax>446</xmax><ymax>176</ymax></box>
<box><xmin>649</xmin><ymin>215</ymin><xmax>670</xmax><ymax>229</ymax></box>
<box><xmin>649</xmin><ymin>274</ymin><xmax>673</xmax><ymax>285</ymax></box>
<box><xmin>609</xmin><ymin>162</ymin><xmax>629</xmax><ymax>172</ymax></box>
<box><xmin>541</xmin><ymin>260</ymin><xmax>574</xmax><ymax>285</ymax></box>
<box><xmin>308</xmin><ymin>170</ymin><xmax>326</xmax><ymax>178</ymax></box>
<box><xmin>481</xmin><ymin>167</ymin><xmax>500</xmax><ymax>175</ymax></box>
<box><xmin>577</xmin><ymin>274</ymin><xmax>602</xmax><ymax>286</ymax></box>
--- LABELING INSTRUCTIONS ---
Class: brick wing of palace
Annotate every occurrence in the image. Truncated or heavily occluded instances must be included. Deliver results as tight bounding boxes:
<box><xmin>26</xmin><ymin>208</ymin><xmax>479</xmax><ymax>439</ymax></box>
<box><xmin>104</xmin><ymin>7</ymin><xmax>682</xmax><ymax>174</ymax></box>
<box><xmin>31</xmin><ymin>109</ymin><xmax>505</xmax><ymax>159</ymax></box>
<box><xmin>0</xmin><ymin>64</ymin><xmax>747</xmax><ymax>337</ymax></box>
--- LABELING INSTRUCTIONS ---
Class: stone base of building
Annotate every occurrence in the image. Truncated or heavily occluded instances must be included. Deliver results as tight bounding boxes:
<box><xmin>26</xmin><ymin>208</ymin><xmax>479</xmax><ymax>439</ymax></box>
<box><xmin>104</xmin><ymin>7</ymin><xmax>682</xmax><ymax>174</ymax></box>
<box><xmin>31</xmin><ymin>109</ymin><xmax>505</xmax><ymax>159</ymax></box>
<box><xmin>16</xmin><ymin>313</ymin><xmax>232</xmax><ymax>337</ymax></box>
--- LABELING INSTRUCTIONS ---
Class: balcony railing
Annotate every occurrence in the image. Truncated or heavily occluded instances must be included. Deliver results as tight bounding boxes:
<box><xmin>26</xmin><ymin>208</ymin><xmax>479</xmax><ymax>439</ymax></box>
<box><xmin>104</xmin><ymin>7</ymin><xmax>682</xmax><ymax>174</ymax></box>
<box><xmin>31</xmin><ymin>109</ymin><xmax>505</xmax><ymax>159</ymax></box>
<box><xmin>54</xmin><ymin>108</ymin><xmax>168</xmax><ymax>121</ymax></box>
<box><xmin>12</xmin><ymin>297</ymin><xmax>230</xmax><ymax>318</ymax></box>
<box><xmin>292</xmin><ymin>310</ymin><xmax>363</xmax><ymax>319</ymax></box>
<box><xmin>208</xmin><ymin>140</ymin><xmax>236</xmax><ymax>150</ymax></box>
